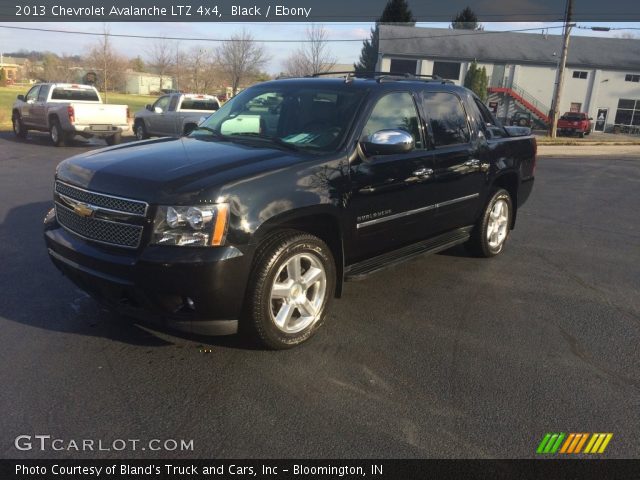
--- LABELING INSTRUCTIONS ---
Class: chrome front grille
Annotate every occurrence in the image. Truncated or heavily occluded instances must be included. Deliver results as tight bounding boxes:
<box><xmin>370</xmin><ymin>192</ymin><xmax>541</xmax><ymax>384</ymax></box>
<box><xmin>55</xmin><ymin>181</ymin><xmax>147</xmax><ymax>216</ymax></box>
<box><xmin>55</xmin><ymin>202</ymin><xmax>143</xmax><ymax>248</ymax></box>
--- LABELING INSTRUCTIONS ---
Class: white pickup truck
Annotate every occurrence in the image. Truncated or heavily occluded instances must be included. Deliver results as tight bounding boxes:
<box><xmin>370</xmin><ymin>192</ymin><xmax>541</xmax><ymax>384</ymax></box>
<box><xmin>11</xmin><ymin>83</ymin><xmax>130</xmax><ymax>146</ymax></box>
<box><xmin>133</xmin><ymin>93</ymin><xmax>220</xmax><ymax>139</ymax></box>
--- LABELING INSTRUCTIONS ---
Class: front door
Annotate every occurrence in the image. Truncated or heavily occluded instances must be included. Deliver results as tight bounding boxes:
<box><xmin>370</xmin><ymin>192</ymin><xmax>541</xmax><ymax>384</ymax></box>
<box><xmin>349</xmin><ymin>91</ymin><xmax>438</xmax><ymax>262</ymax></box>
<box><xmin>595</xmin><ymin>108</ymin><xmax>608</xmax><ymax>132</ymax></box>
<box><xmin>421</xmin><ymin>91</ymin><xmax>485</xmax><ymax>234</ymax></box>
<box><xmin>21</xmin><ymin>85</ymin><xmax>40</xmax><ymax>127</ymax></box>
<box><xmin>147</xmin><ymin>95</ymin><xmax>171</xmax><ymax>135</ymax></box>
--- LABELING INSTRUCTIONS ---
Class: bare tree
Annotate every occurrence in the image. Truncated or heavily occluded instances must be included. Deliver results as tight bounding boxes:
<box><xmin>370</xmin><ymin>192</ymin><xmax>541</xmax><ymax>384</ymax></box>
<box><xmin>215</xmin><ymin>29</ymin><xmax>268</xmax><ymax>95</ymax></box>
<box><xmin>85</xmin><ymin>24</ymin><xmax>127</xmax><ymax>100</ymax></box>
<box><xmin>148</xmin><ymin>39</ymin><xmax>173</xmax><ymax>90</ymax></box>
<box><xmin>283</xmin><ymin>24</ymin><xmax>336</xmax><ymax>77</ymax></box>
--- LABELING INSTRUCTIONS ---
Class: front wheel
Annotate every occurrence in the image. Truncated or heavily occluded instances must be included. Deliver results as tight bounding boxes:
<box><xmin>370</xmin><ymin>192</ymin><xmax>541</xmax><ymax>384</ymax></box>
<box><xmin>134</xmin><ymin>122</ymin><xmax>149</xmax><ymax>140</ymax></box>
<box><xmin>12</xmin><ymin>112</ymin><xmax>27</xmax><ymax>138</ymax></box>
<box><xmin>466</xmin><ymin>188</ymin><xmax>513</xmax><ymax>258</ymax></box>
<box><xmin>244</xmin><ymin>231</ymin><xmax>336</xmax><ymax>349</ymax></box>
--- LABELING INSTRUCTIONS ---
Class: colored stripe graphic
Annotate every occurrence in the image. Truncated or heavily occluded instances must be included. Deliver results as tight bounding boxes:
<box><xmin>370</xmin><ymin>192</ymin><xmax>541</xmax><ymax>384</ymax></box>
<box><xmin>537</xmin><ymin>433</ymin><xmax>613</xmax><ymax>454</ymax></box>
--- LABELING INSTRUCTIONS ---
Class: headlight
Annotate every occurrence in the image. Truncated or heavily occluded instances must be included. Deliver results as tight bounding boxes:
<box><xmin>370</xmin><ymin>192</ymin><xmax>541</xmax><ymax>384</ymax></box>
<box><xmin>151</xmin><ymin>204</ymin><xmax>229</xmax><ymax>246</ymax></box>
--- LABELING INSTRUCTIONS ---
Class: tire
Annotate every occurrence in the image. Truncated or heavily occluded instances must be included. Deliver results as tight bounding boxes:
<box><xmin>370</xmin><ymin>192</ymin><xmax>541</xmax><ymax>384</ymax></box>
<box><xmin>12</xmin><ymin>111</ymin><xmax>27</xmax><ymax>139</ymax></box>
<box><xmin>466</xmin><ymin>188</ymin><xmax>513</xmax><ymax>258</ymax></box>
<box><xmin>105</xmin><ymin>132</ymin><xmax>122</xmax><ymax>146</ymax></box>
<box><xmin>49</xmin><ymin>118</ymin><xmax>66</xmax><ymax>147</ymax></box>
<box><xmin>244</xmin><ymin>230</ymin><xmax>336</xmax><ymax>349</ymax></box>
<box><xmin>134</xmin><ymin>121</ymin><xmax>149</xmax><ymax>140</ymax></box>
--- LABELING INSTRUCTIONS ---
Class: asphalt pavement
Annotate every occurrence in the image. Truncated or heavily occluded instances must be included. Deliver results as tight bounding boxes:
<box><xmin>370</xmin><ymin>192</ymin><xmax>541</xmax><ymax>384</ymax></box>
<box><xmin>0</xmin><ymin>131</ymin><xmax>638</xmax><ymax>459</ymax></box>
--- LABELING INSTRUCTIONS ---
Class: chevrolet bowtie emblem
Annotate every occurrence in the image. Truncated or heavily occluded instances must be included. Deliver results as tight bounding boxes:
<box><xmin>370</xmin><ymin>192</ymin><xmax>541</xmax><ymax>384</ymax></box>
<box><xmin>73</xmin><ymin>202</ymin><xmax>95</xmax><ymax>217</ymax></box>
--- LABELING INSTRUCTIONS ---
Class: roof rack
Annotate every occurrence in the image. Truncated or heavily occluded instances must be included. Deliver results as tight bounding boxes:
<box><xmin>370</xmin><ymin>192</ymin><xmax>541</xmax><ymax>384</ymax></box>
<box><xmin>308</xmin><ymin>71</ymin><xmax>454</xmax><ymax>84</ymax></box>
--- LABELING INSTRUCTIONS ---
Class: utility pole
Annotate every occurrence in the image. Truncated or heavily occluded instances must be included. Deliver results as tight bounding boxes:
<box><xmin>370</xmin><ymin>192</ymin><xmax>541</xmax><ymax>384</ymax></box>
<box><xmin>549</xmin><ymin>0</ymin><xmax>573</xmax><ymax>137</ymax></box>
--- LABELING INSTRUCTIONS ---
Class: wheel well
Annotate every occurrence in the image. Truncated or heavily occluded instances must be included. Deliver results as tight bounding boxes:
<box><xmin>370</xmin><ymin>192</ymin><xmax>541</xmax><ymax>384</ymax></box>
<box><xmin>262</xmin><ymin>214</ymin><xmax>344</xmax><ymax>298</ymax></box>
<box><xmin>48</xmin><ymin>113</ymin><xmax>59</xmax><ymax>127</ymax></box>
<box><xmin>493</xmin><ymin>173</ymin><xmax>519</xmax><ymax>228</ymax></box>
<box><xmin>12</xmin><ymin>108</ymin><xmax>19</xmax><ymax>117</ymax></box>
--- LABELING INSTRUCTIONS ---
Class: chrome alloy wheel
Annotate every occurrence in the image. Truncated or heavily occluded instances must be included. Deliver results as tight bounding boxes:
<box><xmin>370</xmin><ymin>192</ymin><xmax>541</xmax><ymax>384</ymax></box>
<box><xmin>270</xmin><ymin>252</ymin><xmax>327</xmax><ymax>334</ymax></box>
<box><xmin>487</xmin><ymin>198</ymin><xmax>509</xmax><ymax>250</ymax></box>
<box><xmin>51</xmin><ymin>124</ymin><xmax>59</xmax><ymax>143</ymax></box>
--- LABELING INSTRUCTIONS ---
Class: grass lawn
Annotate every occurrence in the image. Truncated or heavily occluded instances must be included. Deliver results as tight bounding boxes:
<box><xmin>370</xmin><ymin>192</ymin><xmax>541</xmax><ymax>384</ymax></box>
<box><xmin>0</xmin><ymin>85</ymin><xmax>158</xmax><ymax>128</ymax></box>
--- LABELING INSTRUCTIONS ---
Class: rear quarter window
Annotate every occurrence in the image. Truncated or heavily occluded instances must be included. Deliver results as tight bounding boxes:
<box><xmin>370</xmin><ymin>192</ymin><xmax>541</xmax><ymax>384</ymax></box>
<box><xmin>180</xmin><ymin>99</ymin><xmax>220</xmax><ymax>111</ymax></box>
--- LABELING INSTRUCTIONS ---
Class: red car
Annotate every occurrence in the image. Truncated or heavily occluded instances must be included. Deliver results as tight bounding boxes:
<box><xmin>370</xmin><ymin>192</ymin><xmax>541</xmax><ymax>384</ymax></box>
<box><xmin>557</xmin><ymin>112</ymin><xmax>593</xmax><ymax>137</ymax></box>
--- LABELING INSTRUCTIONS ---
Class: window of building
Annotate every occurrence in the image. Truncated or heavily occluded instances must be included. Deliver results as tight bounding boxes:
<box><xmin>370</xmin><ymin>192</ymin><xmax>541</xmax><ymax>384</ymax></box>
<box><xmin>625</xmin><ymin>74</ymin><xmax>640</xmax><ymax>83</ymax></box>
<box><xmin>422</xmin><ymin>92</ymin><xmax>470</xmax><ymax>146</ymax></box>
<box><xmin>389</xmin><ymin>59</ymin><xmax>417</xmax><ymax>75</ymax></box>
<box><xmin>362</xmin><ymin>92</ymin><xmax>423</xmax><ymax>149</ymax></box>
<box><xmin>614</xmin><ymin>98</ymin><xmax>640</xmax><ymax>126</ymax></box>
<box><xmin>432</xmin><ymin>61</ymin><xmax>461</xmax><ymax>81</ymax></box>
<box><xmin>572</xmin><ymin>71</ymin><xmax>588</xmax><ymax>79</ymax></box>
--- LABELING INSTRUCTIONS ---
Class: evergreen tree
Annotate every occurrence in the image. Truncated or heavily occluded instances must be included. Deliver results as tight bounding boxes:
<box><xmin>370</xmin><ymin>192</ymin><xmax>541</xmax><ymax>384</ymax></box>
<box><xmin>0</xmin><ymin>68</ymin><xmax>6</xmax><ymax>86</ymax></box>
<box><xmin>464</xmin><ymin>61</ymin><xmax>488</xmax><ymax>101</ymax></box>
<box><xmin>354</xmin><ymin>0</ymin><xmax>415</xmax><ymax>73</ymax></box>
<box><xmin>451</xmin><ymin>6</ymin><xmax>483</xmax><ymax>30</ymax></box>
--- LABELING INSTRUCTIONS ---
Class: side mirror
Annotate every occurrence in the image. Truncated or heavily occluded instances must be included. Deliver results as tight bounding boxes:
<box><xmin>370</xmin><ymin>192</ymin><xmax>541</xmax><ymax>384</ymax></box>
<box><xmin>145</xmin><ymin>104</ymin><xmax>152</xmax><ymax>111</ymax></box>
<box><xmin>361</xmin><ymin>129</ymin><xmax>415</xmax><ymax>156</ymax></box>
<box><xmin>17</xmin><ymin>94</ymin><xmax>25</xmax><ymax>101</ymax></box>
<box><xmin>154</xmin><ymin>107</ymin><xmax>163</xmax><ymax>114</ymax></box>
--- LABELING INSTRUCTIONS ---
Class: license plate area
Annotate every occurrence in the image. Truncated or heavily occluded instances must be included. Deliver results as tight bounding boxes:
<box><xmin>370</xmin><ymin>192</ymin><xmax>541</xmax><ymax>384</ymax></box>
<box><xmin>90</xmin><ymin>125</ymin><xmax>112</xmax><ymax>131</ymax></box>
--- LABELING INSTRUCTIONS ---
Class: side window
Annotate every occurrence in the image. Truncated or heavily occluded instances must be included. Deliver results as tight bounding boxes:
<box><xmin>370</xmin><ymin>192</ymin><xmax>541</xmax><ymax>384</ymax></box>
<box><xmin>153</xmin><ymin>96</ymin><xmax>171</xmax><ymax>113</ymax></box>
<box><xmin>362</xmin><ymin>92</ymin><xmax>423</xmax><ymax>149</ymax></box>
<box><xmin>37</xmin><ymin>85</ymin><xmax>50</xmax><ymax>102</ymax></box>
<box><xmin>474</xmin><ymin>98</ymin><xmax>506</xmax><ymax>138</ymax></box>
<box><xmin>168</xmin><ymin>96</ymin><xmax>179</xmax><ymax>111</ymax></box>
<box><xmin>25</xmin><ymin>86</ymin><xmax>40</xmax><ymax>102</ymax></box>
<box><xmin>422</xmin><ymin>92</ymin><xmax>470</xmax><ymax>147</ymax></box>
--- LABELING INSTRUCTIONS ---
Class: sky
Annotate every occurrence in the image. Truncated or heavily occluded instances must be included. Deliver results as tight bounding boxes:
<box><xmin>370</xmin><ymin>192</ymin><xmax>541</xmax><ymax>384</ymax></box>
<box><xmin>0</xmin><ymin>21</ymin><xmax>639</xmax><ymax>74</ymax></box>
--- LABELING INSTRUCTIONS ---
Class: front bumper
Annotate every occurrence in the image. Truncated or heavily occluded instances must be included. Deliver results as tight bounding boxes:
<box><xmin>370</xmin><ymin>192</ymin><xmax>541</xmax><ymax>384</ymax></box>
<box><xmin>44</xmin><ymin>210</ymin><xmax>253</xmax><ymax>336</ymax></box>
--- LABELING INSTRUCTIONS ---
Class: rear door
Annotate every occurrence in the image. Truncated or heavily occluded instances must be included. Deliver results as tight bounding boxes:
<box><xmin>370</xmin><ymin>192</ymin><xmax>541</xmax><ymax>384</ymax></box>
<box><xmin>32</xmin><ymin>84</ymin><xmax>51</xmax><ymax>129</ymax></box>
<box><xmin>349</xmin><ymin>91</ymin><xmax>439</xmax><ymax>262</ymax></box>
<box><xmin>421</xmin><ymin>91</ymin><xmax>485</xmax><ymax>233</ymax></box>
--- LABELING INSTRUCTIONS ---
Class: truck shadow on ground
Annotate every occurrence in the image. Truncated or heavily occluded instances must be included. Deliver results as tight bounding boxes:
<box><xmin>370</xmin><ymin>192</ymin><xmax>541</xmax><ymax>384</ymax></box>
<box><xmin>0</xmin><ymin>201</ymin><xmax>260</xmax><ymax>350</ymax></box>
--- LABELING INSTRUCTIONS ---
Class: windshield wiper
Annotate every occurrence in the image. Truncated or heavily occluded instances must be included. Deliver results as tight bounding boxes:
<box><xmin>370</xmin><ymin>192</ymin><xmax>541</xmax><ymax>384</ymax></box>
<box><xmin>227</xmin><ymin>133</ymin><xmax>301</xmax><ymax>152</ymax></box>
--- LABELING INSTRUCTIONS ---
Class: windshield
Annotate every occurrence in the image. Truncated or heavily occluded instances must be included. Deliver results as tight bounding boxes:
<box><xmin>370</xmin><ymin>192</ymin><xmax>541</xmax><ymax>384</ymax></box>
<box><xmin>191</xmin><ymin>84</ymin><xmax>366</xmax><ymax>152</ymax></box>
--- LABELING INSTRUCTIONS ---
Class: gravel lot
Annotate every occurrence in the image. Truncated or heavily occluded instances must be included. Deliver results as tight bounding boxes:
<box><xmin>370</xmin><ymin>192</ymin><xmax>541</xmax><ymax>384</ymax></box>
<box><xmin>1</xmin><ymin>131</ymin><xmax>638</xmax><ymax>459</ymax></box>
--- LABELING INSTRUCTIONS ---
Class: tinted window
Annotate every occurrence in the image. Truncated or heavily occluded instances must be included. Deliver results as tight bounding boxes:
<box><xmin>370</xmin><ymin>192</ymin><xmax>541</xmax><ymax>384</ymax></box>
<box><xmin>433</xmin><ymin>62</ymin><xmax>461</xmax><ymax>80</ymax></box>
<box><xmin>25</xmin><ymin>86</ymin><xmax>39</xmax><ymax>102</ymax></box>
<box><xmin>37</xmin><ymin>85</ymin><xmax>50</xmax><ymax>102</ymax></box>
<box><xmin>153</xmin><ymin>96</ymin><xmax>171</xmax><ymax>112</ymax></box>
<box><xmin>180</xmin><ymin>99</ymin><xmax>220</xmax><ymax>111</ymax></box>
<box><xmin>423</xmin><ymin>92</ymin><xmax>470</xmax><ymax>146</ymax></box>
<box><xmin>389</xmin><ymin>59</ymin><xmax>417</xmax><ymax>75</ymax></box>
<box><xmin>51</xmin><ymin>88</ymin><xmax>99</xmax><ymax>101</ymax></box>
<box><xmin>362</xmin><ymin>92</ymin><xmax>422</xmax><ymax>149</ymax></box>
<box><xmin>168</xmin><ymin>95</ymin><xmax>179</xmax><ymax>111</ymax></box>
<box><xmin>195</xmin><ymin>86</ymin><xmax>366</xmax><ymax>152</ymax></box>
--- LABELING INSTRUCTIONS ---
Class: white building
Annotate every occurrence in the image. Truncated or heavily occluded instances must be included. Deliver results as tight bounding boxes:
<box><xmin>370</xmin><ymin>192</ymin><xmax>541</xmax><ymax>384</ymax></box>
<box><xmin>124</xmin><ymin>72</ymin><xmax>174</xmax><ymax>95</ymax></box>
<box><xmin>377</xmin><ymin>25</ymin><xmax>640</xmax><ymax>133</ymax></box>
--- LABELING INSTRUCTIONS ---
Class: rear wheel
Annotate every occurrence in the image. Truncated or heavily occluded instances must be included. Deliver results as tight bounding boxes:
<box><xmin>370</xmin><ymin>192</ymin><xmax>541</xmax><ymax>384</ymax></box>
<box><xmin>105</xmin><ymin>132</ymin><xmax>122</xmax><ymax>146</ymax></box>
<box><xmin>49</xmin><ymin>118</ymin><xmax>66</xmax><ymax>147</ymax></box>
<box><xmin>466</xmin><ymin>188</ymin><xmax>513</xmax><ymax>258</ymax></box>
<box><xmin>244</xmin><ymin>231</ymin><xmax>336</xmax><ymax>349</ymax></box>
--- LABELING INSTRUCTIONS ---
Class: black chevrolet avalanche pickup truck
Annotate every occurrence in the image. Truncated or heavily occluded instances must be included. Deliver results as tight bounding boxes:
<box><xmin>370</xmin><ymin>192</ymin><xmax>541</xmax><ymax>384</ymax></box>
<box><xmin>45</xmin><ymin>75</ymin><xmax>536</xmax><ymax>349</ymax></box>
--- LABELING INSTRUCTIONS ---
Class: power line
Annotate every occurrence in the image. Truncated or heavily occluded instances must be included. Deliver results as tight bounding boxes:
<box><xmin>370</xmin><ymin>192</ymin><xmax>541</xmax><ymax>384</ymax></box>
<box><xmin>0</xmin><ymin>24</ymin><xmax>568</xmax><ymax>43</ymax></box>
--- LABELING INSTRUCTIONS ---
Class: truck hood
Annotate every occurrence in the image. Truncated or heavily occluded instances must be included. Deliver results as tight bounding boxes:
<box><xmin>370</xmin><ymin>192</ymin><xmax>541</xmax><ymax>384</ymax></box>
<box><xmin>56</xmin><ymin>137</ymin><xmax>301</xmax><ymax>204</ymax></box>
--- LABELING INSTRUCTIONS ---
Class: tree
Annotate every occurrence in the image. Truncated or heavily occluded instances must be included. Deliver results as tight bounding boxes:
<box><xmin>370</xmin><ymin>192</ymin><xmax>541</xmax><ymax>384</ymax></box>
<box><xmin>283</xmin><ymin>24</ymin><xmax>336</xmax><ymax>76</ymax></box>
<box><xmin>148</xmin><ymin>39</ymin><xmax>173</xmax><ymax>90</ymax></box>
<box><xmin>451</xmin><ymin>6</ymin><xmax>483</xmax><ymax>30</ymax></box>
<box><xmin>0</xmin><ymin>68</ymin><xmax>6</xmax><ymax>87</ymax></box>
<box><xmin>464</xmin><ymin>61</ymin><xmax>488</xmax><ymax>101</ymax></box>
<box><xmin>129</xmin><ymin>56</ymin><xmax>146</xmax><ymax>72</ymax></box>
<box><xmin>215</xmin><ymin>29</ymin><xmax>268</xmax><ymax>95</ymax></box>
<box><xmin>354</xmin><ymin>0</ymin><xmax>415</xmax><ymax>73</ymax></box>
<box><xmin>85</xmin><ymin>25</ymin><xmax>128</xmax><ymax>100</ymax></box>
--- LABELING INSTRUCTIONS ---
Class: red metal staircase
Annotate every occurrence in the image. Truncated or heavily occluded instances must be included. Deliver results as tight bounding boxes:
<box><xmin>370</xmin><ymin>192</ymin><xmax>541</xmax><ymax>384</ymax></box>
<box><xmin>488</xmin><ymin>83</ymin><xmax>550</xmax><ymax>125</ymax></box>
